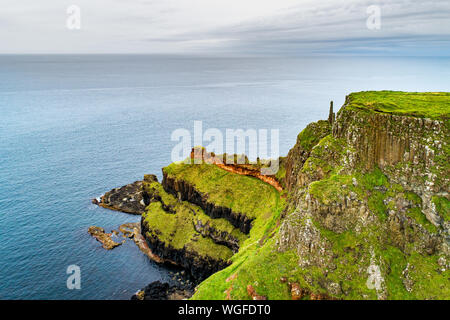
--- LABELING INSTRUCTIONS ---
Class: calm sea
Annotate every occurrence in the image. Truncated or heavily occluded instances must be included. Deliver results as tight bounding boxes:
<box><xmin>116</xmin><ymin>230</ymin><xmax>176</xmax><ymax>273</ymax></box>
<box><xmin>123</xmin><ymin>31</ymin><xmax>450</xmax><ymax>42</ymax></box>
<box><xmin>0</xmin><ymin>55</ymin><xmax>449</xmax><ymax>299</ymax></box>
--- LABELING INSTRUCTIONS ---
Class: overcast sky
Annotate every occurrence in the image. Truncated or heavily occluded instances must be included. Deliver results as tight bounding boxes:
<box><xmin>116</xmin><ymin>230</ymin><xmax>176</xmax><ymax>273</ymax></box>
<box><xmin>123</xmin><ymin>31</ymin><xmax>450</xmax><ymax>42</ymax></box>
<box><xmin>1</xmin><ymin>0</ymin><xmax>450</xmax><ymax>55</ymax></box>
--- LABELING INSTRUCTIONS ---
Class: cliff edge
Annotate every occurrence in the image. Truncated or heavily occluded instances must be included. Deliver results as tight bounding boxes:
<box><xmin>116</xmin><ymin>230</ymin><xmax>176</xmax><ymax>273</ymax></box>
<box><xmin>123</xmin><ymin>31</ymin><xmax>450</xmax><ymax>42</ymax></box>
<box><xmin>193</xmin><ymin>91</ymin><xmax>449</xmax><ymax>300</ymax></box>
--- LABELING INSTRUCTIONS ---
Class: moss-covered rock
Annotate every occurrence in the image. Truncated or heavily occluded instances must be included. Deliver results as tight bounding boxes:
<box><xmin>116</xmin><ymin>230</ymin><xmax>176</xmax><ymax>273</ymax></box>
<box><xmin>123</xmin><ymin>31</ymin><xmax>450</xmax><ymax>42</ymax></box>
<box><xmin>192</xmin><ymin>91</ymin><xmax>450</xmax><ymax>300</ymax></box>
<box><xmin>162</xmin><ymin>162</ymin><xmax>280</xmax><ymax>233</ymax></box>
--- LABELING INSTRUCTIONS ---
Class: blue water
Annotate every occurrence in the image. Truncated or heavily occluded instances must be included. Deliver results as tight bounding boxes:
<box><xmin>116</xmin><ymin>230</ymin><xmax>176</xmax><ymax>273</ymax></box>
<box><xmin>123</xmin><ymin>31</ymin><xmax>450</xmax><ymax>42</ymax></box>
<box><xmin>0</xmin><ymin>55</ymin><xmax>449</xmax><ymax>299</ymax></box>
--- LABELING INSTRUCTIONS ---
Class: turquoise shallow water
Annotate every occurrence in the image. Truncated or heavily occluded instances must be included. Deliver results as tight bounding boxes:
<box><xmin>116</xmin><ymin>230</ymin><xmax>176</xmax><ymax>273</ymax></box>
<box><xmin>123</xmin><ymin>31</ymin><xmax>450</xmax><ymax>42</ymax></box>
<box><xmin>0</xmin><ymin>55</ymin><xmax>449</xmax><ymax>299</ymax></box>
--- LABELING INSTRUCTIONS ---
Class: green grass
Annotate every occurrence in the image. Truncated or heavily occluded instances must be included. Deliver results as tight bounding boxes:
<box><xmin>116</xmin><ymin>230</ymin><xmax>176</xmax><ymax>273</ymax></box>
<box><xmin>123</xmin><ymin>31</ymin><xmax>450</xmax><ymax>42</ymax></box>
<box><xmin>164</xmin><ymin>162</ymin><xmax>280</xmax><ymax>221</ymax></box>
<box><xmin>346</xmin><ymin>91</ymin><xmax>450</xmax><ymax>120</ymax></box>
<box><xmin>405</xmin><ymin>207</ymin><xmax>437</xmax><ymax>233</ymax></box>
<box><xmin>142</xmin><ymin>181</ymin><xmax>251</xmax><ymax>261</ymax></box>
<box><xmin>296</xmin><ymin>120</ymin><xmax>331</xmax><ymax>150</ymax></box>
<box><xmin>432</xmin><ymin>196</ymin><xmax>450</xmax><ymax>222</ymax></box>
<box><xmin>192</xmin><ymin>191</ymin><xmax>286</xmax><ymax>300</ymax></box>
<box><xmin>143</xmin><ymin>201</ymin><xmax>234</xmax><ymax>262</ymax></box>
<box><xmin>144</xmin><ymin>180</ymin><xmax>179</xmax><ymax>208</ymax></box>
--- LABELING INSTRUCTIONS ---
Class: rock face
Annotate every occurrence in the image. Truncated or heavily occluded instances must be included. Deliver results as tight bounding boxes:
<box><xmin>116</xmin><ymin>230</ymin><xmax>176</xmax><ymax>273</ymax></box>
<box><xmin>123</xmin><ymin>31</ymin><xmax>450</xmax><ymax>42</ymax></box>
<box><xmin>131</xmin><ymin>281</ymin><xmax>193</xmax><ymax>300</ymax></box>
<box><xmin>94</xmin><ymin>92</ymin><xmax>449</xmax><ymax>300</ymax></box>
<box><xmin>94</xmin><ymin>175</ymin><xmax>159</xmax><ymax>215</ymax></box>
<box><xmin>284</xmin><ymin>120</ymin><xmax>331</xmax><ymax>192</ymax></box>
<box><xmin>140</xmin><ymin>177</ymin><xmax>243</xmax><ymax>282</ymax></box>
<box><xmin>131</xmin><ymin>221</ymin><xmax>177</xmax><ymax>265</ymax></box>
<box><xmin>193</xmin><ymin>218</ymin><xmax>240</xmax><ymax>253</ymax></box>
<box><xmin>333</xmin><ymin>101</ymin><xmax>449</xmax><ymax>228</ymax></box>
<box><xmin>193</xmin><ymin>92</ymin><xmax>449</xmax><ymax>300</ymax></box>
<box><xmin>96</xmin><ymin>181</ymin><xmax>146</xmax><ymax>215</ymax></box>
<box><xmin>162</xmin><ymin>172</ymin><xmax>253</xmax><ymax>234</ymax></box>
<box><xmin>141</xmin><ymin>217</ymin><xmax>231</xmax><ymax>281</ymax></box>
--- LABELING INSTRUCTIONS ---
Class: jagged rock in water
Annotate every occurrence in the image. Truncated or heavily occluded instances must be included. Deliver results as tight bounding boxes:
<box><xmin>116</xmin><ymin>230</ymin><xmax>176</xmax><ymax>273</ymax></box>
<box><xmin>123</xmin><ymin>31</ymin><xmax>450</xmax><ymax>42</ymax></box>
<box><xmin>88</xmin><ymin>226</ymin><xmax>122</xmax><ymax>250</ymax></box>
<box><xmin>95</xmin><ymin>175</ymin><xmax>158</xmax><ymax>215</ymax></box>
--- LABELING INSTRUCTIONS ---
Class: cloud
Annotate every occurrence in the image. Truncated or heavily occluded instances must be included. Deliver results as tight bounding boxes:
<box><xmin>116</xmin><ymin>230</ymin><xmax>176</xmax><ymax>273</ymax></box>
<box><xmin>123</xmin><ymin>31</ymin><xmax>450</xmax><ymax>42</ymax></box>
<box><xmin>0</xmin><ymin>0</ymin><xmax>449</xmax><ymax>55</ymax></box>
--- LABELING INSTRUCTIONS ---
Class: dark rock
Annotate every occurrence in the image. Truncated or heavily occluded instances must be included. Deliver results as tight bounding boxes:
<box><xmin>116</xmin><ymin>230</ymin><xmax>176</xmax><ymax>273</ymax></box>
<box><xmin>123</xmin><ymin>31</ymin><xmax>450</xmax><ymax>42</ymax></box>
<box><xmin>141</xmin><ymin>218</ymin><xmax>230</xmax><ymax>281</ymax></box>
<box><xmin>97</xmin><ymin>180</ymin><xmax>147</xmax><ymax>215</ymax></box>
<box><xmin>162</xmin><ymin>173</ymin><xmax>253</xmax><ymax>234</ymax></box>
<box><xmin>193</xmin><ymin>218</ymin><xmax>240</xmax><ymax>253</ymax></box>
<box><xmin>246</xmin><ymin>285</ymin><xmax>267</xmax><ymax>300</ymax></box>
<box><xmin>284</xmin><ymin>120</ymin><xmax>331</xmax><ymax>193</ymax></box>
<box><xmin>131</xmin><ymin>281</ymin><xmax>193</xmax><ymax>300</ymax></box>
<box><xmin>144</xmin><ymin>174</ymin><xmax>158</xmax><ymax>183</ymax></box>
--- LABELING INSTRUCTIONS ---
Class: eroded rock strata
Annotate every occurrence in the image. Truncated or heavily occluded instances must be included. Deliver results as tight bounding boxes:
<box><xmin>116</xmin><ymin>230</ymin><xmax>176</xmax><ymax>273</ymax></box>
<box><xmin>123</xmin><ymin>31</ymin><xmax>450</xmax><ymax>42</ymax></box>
<box><xmin>95</xmin><ymin>181</ymin><xmax>146</xmax><ymax>215</ymax></box>
<box><xmin>162</xmin><ymin>173</ymin><xmax>254</xmax><ymax>234</ymax></box>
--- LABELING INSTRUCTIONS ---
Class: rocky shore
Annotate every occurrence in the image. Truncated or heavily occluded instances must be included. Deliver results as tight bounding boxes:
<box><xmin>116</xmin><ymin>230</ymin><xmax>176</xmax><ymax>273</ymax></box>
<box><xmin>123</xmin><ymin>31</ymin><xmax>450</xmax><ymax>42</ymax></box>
<box><xmin>92</xmin><ymin>180</ymin><xmax>147</xmax><ymax>215</ymax></box>
<box><xmin>131</xmin><ymin>280</ymin><xmax>194</xmax><ymax>300</ymax></box>
<box><xmin>92</xmin><ymin>92</ymin><xmax>449</xmax><ymax>300</ymax></box>
<box><xmin>87</xmin><ymin>226</ymin><xmax>123</xmax><ymax>250</ymax></box>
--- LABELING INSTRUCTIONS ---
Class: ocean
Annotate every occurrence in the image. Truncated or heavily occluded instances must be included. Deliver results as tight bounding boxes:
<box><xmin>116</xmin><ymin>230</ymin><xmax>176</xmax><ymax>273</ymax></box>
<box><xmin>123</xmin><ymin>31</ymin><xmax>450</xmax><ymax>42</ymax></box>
<box><xmin>0</xmin><ymin>55</ymin><xmax>449</xmax><ymax>299</ymax></box>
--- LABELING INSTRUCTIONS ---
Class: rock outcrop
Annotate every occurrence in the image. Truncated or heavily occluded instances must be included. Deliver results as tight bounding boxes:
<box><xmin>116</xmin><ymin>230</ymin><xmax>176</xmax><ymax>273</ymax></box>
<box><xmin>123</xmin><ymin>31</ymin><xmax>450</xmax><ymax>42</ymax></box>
<box><xmin>193</xmin><ymin>91</ymin><xmax>449</xmax><ymax>300</ymax></box>
<box><xmin>162</xmin><ymin>172</ymin><xmax>254</xmax><ymax>234</ymax></box>
<box><xmin>276</xmin><ymin>92</ymin><xmax>450</xmax><ymax>299</ymax></box>
<box><xmin>141</xmin><ymin>217</ymin><xmax>231</xmax><ymax>281</ymax></box>
<box><xmin>140</xmin><ymin>178</ymin><xmax>244</xmax><ymax>281</ymax></box>
<box><xmin>284</xmin><ymin>120</ymin><xmax>331</xmax><ymax>192</ymax></box>
<box><xmin>95</xmin><ymin>91</ymin><xmax>449</xmax><ymax>300</ymax></box>
<box><xmin>88</xmin><ymin>226</ymin><xmax>122</xmax><ymax>250</ymax></box>
<box><xmin>95</xmin><ymin>181</ymin><xmax>146</xmax><ymax>215</ymax></box>
<box><xmin>131</xmin><ymin>281</ymin><xmax>193</xmax><ymax>300</ymax></box>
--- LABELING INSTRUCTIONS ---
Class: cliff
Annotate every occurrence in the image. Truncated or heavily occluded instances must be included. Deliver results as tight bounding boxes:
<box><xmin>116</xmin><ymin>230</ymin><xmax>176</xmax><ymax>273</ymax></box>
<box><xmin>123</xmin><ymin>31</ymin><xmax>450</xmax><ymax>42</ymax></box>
<box><xmin>138</xmin><ymin>160</ymin><xmax>284</xmax><ymax>282</ymax></box>
<box><xmin>95</xmin><ymin>91</ymin><xmax>449</xmax><ymax>300</ymax></box>
<box><xmin>193</xmin><ymin>91</ymin><xmax>449</xmax><ymax>300</ymax></box>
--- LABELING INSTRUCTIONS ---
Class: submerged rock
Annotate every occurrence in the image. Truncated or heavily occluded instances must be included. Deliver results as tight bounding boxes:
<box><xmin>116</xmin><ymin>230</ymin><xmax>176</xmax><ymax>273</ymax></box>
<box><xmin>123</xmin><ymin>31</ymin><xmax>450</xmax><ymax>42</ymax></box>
<box><xmin>88</xmin><ymin>226</ymin><xmax>122</xmax><ymax>250</ymax></box>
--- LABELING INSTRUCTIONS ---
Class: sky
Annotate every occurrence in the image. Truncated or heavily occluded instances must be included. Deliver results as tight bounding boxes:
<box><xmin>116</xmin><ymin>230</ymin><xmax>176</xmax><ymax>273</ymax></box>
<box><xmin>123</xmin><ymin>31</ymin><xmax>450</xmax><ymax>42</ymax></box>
<box><xmin>1</xmin><ymin>0</ymin><xmax>450</xmax><ymax>55</ymax></box>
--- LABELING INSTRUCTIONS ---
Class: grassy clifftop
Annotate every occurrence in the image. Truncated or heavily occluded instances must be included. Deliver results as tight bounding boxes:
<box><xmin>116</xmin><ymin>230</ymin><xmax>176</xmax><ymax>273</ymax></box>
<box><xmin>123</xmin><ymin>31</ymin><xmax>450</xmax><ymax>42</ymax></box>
<box><xmin>163</xmin><ymin>162</ymin><xmax>281</xmax><ymax>221</ymax></box>
<box><xmin>192</xmin><ymin>91</ymin><xmax>450</xmax><ymax>300</ymax></box>
<box><xmin>346</xmin><ymin>91</ymin><xmax>450</xmax><ymax>120</ymax></box>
